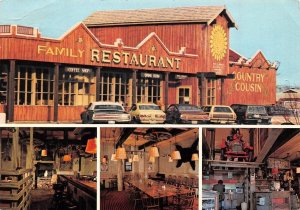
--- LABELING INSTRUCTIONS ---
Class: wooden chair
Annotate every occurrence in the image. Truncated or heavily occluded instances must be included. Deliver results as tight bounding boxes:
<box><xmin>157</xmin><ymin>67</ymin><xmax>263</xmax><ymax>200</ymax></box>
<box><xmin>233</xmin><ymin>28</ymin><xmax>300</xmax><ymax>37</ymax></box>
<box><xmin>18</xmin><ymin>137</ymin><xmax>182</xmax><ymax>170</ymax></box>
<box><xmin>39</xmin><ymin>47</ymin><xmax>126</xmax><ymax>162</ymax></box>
<box><xmin>141</xmin><ymin>195</ymin><xmax>160</xmax><ymax>210</ymax></box>
<box><xmin>178</xmin><ymin>195</ymin><xmax>195</xmax><ymax>210</ymax></box>
<box><xmin>132</xmin><ymin>190</ymin><xmax>143</xmax><ymax>210</ymax></box>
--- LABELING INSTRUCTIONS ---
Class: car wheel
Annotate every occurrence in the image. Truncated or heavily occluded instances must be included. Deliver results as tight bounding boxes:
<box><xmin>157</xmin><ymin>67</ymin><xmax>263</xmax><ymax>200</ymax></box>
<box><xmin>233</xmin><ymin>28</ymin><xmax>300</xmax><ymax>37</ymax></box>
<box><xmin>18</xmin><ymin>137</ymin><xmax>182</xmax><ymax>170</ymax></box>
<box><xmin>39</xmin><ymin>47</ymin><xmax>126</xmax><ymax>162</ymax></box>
<box><xmin>132</xmin><ymin>117</ymin><xmax>139</xmax><ymax>124</ymax></box>
<box><xmin>172</xmin><ymin>118</ymin><xmax>179</xmax><ymax>124</ymax></box>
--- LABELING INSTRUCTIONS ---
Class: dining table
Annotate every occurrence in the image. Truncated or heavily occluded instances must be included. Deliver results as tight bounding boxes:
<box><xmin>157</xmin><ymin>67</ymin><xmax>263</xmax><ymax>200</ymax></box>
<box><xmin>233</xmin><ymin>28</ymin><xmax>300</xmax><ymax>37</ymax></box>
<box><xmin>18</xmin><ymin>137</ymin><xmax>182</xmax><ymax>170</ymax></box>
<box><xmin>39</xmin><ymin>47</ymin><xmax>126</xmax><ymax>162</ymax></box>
<box><xmin>127</xmin><ymin>179</ymin><xmax>193</xmax><ymax>209</ymax></box>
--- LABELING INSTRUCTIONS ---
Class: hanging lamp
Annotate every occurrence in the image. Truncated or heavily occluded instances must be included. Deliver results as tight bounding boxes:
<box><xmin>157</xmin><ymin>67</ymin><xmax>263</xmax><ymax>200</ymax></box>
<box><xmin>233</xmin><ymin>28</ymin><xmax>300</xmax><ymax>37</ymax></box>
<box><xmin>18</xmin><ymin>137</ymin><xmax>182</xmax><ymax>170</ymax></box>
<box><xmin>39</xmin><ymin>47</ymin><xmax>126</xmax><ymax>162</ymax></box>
<box><xmin>116</xmin><ymin>147</ymin><xmax>127</xmax><ymax>159</ymax></box>
<box><xmin>149</xmin><ymin>156</ymin><xmax>155</xmax><ymax>163</ymax></box>
<box><xmin>63</xmin><ymin>154</ymin><xmax>72</xmax><ymax>162</ymax></box>
<box><xmin>171</xmin><ymin>135</ymin><xmax>181</xmax><ymax>160</ymax></box>
<box><xmin>149</xmin><ymin>145</ymin><xmax>159</xmax><ymax>157</ymax></box>
<box><xmin>86</xmin><ymin>138</ymin><xmax>97</xmax><ymax>154</ymax></box>
<box><xmin>41</xmin><ymin>149</ymin><xmax>47</xmax><ymax>157</ymax></box>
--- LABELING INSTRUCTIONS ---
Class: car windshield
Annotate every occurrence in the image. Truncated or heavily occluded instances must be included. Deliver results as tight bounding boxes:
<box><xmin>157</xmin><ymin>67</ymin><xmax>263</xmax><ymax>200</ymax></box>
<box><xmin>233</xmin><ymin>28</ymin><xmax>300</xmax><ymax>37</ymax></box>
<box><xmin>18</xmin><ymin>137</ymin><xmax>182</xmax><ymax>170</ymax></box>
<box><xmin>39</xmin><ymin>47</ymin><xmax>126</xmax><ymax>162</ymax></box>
<box><xmin>178</xmin><ymin>105</ymin><xmax>203</xmax><ymax>111</ymax></box>
<box><xmin>94</xmin><ymin>105</ymin><xmax>123</xmax><ymax>111</ymax></box>
<box><xmin>202</xmin><ymin>107</ymin><xmax>211</xmax><ymax>112</ymax></box>
<box><xmin>139</xmin><ymin>105</ymin><xmax>160</xmax><ymax>110</ymax></box>
<box><xmin>248</xmin><ymin>106</ymin><xmax>266</xmax><ymax>114</ymax></box>
<box><xmin>214</xmin><ymin>107</ymin><xmax>232</xmax><ymax>113</ymax></box>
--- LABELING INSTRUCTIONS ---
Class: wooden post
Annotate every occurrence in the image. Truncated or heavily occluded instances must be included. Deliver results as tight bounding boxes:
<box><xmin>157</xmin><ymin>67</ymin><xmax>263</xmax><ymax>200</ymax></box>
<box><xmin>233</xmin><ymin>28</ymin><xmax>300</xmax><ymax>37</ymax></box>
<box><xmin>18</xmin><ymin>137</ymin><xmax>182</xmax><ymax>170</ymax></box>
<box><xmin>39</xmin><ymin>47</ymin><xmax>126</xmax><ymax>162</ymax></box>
<box><xmin>53</xmin><ymin>64</ymin><xmax>60</xmax><ymax>122</ymax></box>
<box><xmin>117</xmin><ymin>160</ymin><xmax>123</xmax><ymax>191</ymax></box>
<box><xmin>7</xmin><ymin>60</ymin><xmax>15</xmax><ymax>122</ymax></box>
<box><xmin>12</xmin><ymin>127</ymin><xmax>19</xmax><ymax>169</ymax></box>
<box><xmin>199</xmin><ymin>73</ymin><xmax>206</xmax><ymax>106</ymax></box>
<box><xmin>96</xmin><ymin>67</ymin><xmax>101</xmax><ymax>101</ymax></box>
<box><xmin>0</xmin><ymin>128</ymin><xmax>2</xmax><ymax>170</ymax></box>
<box><xmin>132</xmin><ymin>69</ymin><xmax>137</xmax><ymax>105</ymax></box>
<box><xmin>28</xmin><ymin>127</ymin><xmax>34</xmax><ymax>169</ymax></box>
<box><xmin>164</xmin><ymin>72</ymin><xmax>169</xmax><ymax>111</ymax></box>
<box><xmin>220</xmin><ymin>78</ymin><xmax>224</xmax><ymax>105</ymax></box>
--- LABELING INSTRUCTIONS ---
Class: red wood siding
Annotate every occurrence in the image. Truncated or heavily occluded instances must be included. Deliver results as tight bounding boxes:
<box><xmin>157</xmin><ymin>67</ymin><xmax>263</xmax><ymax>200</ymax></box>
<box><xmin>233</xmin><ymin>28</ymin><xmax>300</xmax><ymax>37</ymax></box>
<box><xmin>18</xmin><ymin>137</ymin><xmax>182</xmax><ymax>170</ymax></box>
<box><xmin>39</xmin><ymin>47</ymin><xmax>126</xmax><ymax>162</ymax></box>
<box><xmin>13</xmin><ymin>106</ymin><xmax>84</xmax><ymax>122</ymax></box>
<box><xmin>224</xmin><ymin>65</ymin><xmax>276</xmax><ymax>105</ymax></box>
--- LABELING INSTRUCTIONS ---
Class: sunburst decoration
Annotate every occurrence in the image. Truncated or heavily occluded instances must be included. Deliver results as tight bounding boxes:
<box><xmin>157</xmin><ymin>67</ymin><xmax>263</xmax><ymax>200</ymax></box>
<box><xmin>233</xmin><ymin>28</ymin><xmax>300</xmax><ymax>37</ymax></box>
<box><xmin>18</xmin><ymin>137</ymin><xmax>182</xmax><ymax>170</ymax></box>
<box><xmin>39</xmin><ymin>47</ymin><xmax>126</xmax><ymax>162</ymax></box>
<box><xmin>210</xmin><ymin>25</ymin><xmax>227</xmax><ymax>61</ymax></box>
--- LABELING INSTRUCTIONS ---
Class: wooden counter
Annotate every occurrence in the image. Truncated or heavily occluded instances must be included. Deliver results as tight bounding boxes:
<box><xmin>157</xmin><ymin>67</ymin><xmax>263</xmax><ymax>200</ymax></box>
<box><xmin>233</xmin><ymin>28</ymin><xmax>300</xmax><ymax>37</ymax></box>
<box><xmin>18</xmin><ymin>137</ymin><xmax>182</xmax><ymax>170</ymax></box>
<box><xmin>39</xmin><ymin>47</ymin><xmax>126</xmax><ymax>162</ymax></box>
<box><xmin>59</xmin><ymin>175</ymin><xmax>96</xmax><ymax>210</ymax></box>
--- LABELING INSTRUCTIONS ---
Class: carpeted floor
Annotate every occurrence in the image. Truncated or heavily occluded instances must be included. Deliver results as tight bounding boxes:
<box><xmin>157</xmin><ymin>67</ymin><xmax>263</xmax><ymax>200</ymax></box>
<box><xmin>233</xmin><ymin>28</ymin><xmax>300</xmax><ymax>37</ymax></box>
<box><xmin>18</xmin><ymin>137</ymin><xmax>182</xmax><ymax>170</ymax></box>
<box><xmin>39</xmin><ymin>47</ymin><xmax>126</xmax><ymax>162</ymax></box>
<box><xmin>100</xmin><ymin>189</ymin><xmax>199</xmax><ymax>210</ymax></box>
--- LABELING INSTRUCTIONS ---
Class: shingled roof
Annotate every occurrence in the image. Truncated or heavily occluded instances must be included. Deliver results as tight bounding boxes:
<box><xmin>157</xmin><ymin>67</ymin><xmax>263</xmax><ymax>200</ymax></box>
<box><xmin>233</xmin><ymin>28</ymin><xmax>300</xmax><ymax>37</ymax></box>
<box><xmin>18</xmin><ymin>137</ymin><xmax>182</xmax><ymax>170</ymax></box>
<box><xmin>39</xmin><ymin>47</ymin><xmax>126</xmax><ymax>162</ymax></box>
<box><xmin>83</xmin><ymin>6</ymin><xmax>237</xmax><ymax>28</ymax></box>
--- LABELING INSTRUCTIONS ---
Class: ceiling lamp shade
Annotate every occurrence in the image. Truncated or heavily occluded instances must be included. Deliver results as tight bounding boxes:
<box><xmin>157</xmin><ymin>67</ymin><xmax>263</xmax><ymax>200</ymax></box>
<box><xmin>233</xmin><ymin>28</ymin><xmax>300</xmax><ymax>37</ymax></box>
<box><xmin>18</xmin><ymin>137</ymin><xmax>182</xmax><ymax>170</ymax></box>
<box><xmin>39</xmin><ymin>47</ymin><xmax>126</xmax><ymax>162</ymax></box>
<box><xmin>111</xmin><ymin>154</ymin><xmax>117</xmax><ymax>161</ymax></box>
<box><xmin>41</xmin><ymin>149</ymin><xmax>47</xmax><ymax>157</ymax></box>
<box><xmin>133</xmin><ymin>154</ymin><xmax>139</xmax><ymax>162</ymax></box>
<box><xmin>296</xmin><ymin>168</ymin><xmax>300</xmax><ymax>174</ymax></box>
<box><xmin>168</xmin><ymin>156</ymin><xmax>173</xmax><ymax>162</ymax></box>
<box><xmin>171</xmin><ymin>151</ymin><xmax>181</xmax><ymax>160</ymax></box>
<box><xmin>192</xmin><ymin>153</ymin><xmax>199</xmax><ymax>161</ymax></box>
<box><xmin>149</xmin><ymin>156</ymin><xmax>155</xmax><ymax>163</ymax></box>
<box><xmin>63</xmin><ymin>154</ymin><xmax>72</xmax><ymax>162</ymax></box>
<box><xmin>128</xmin><ymin>157</ymin><xmax>133</xmax><ymax>163</ymax></box>
<box><xmin>116</xmin><ymin>147</ymin><xmax>127</xmax><ymax>159</ymax></box>
<box><xmin>85</xmin><ymin>138</ymin><xmax>97</xmax><ymax>154</ymax></box>
<box><xmin>149</xmin><ymin>146</ymin><xmax>159</xmax><ymax>157</ymax></box>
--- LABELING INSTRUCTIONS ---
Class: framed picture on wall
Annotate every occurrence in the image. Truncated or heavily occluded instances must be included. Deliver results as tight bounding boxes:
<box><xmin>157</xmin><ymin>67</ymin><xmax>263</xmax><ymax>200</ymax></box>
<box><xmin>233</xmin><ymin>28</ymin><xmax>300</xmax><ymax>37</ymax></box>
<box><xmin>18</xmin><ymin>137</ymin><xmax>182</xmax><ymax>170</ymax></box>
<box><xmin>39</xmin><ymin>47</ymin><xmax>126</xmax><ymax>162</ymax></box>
<box><xmin>124</xmin><ymin>161</ymin><xmax>132</xmax><ymax>171</ymax></box>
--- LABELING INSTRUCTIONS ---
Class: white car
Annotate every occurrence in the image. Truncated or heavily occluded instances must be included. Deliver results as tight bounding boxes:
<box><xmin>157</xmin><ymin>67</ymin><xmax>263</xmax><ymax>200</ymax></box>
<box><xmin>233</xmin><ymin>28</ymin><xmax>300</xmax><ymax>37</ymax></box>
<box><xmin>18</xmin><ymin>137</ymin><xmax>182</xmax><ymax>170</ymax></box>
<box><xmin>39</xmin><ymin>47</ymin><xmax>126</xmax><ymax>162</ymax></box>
<box><xmin>80</xmin><ymin>102</ymin><xmax>131</xmax><ymax>124</ymax></box>
<box><xmin>129</xmin><ymin>103</ymin><xmax>166</xmax><ymax>124</ymax></box>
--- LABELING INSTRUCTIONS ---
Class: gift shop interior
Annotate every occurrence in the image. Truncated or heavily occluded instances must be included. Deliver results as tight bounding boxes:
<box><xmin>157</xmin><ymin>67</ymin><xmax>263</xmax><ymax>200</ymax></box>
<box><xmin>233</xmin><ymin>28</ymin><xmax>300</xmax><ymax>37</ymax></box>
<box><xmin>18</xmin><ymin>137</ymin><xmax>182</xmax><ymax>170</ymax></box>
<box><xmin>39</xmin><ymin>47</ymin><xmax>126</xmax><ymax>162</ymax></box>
<box><xmin>0</xmin><ymin>127</ymin><xmax>97</xmax><ymax>210</ymax></box>
<box><xmin>100</xmin><ymin>127</ymin><xmax>199</xmax><ymax>210</ymax></box>
<box><xmin>202</xmin><ymin>128</ymin><xmax>300</xmax><ymax>210</ymax></box>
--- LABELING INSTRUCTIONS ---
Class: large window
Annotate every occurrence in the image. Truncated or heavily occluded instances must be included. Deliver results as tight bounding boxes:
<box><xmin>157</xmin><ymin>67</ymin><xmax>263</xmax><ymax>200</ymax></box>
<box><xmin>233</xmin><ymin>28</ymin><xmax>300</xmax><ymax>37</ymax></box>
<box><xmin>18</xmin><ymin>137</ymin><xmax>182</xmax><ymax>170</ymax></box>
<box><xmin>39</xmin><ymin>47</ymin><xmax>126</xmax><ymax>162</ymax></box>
<box><xmin>99</xmin><ymin>72</ymin><xmax>129</xmax><ymax>105</ymax></box>
<box><xmin>177</xmin><ymin>87</ymin><xmax>191</xmax><ymax>104</ymax></box>
<box><xmin>206</xmin><ymin>79</ymin><xmax>216</xmax><ymax>105</ymax></box>
<box><xmin>14</xmin><ymin>66</ymin><xmax>54</xmax><ymax>105</ymax></box>
<box><xmin>137</xmin><ymin>74</ymin><xmax>161</xmax><ymax>103</ymax></box>
<box><xmin>59</xmin><ymin>72</ymin><xmax>95</xmax><ymax>106</ymax></box>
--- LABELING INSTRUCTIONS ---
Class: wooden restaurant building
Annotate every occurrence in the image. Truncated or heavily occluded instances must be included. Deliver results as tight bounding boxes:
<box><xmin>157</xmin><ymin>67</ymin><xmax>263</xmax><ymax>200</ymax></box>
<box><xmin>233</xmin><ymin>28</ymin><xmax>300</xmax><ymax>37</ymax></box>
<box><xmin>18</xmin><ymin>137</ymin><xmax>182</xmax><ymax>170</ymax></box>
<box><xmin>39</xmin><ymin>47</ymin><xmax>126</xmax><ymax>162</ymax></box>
<box><xmin>0</xmin><ymin>6</ymin><xmax>278</xmax><ymax>123</ymax></box>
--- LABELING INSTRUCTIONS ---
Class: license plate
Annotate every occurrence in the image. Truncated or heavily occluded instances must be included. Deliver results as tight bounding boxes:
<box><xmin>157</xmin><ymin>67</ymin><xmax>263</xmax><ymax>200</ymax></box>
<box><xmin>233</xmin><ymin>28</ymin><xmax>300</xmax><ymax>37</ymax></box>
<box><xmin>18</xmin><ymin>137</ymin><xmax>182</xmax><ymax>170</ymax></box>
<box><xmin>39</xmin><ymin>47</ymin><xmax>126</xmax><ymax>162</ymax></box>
<box><xmin>108</xmin><ymin>121</ymin><xmax>116</xmax><ymax>124</ymax></box>
<box><xmin>257</xmin><ymin>119</ymin><xmax>262</xmax><ymax>123</ymax></box>
<box><xmin>192</xmin><ymin>121</ymin><xmax>198</xmax><ymax>124</ymax></box>
<box><xmin>254</xmin><ymin>114</ymin><xmax>260</xmax><ymax>118</ymax></box>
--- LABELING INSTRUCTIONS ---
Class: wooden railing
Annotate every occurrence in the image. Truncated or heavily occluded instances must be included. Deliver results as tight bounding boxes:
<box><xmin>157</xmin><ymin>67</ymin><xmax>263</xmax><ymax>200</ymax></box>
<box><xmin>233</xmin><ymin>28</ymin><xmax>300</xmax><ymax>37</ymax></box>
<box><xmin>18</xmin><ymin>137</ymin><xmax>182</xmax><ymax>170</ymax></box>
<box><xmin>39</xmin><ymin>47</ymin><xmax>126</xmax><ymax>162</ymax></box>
<box><xmin>0</xmin><ymin>169</ymin><xmax>33</xmax><ymax>210</ymax></box>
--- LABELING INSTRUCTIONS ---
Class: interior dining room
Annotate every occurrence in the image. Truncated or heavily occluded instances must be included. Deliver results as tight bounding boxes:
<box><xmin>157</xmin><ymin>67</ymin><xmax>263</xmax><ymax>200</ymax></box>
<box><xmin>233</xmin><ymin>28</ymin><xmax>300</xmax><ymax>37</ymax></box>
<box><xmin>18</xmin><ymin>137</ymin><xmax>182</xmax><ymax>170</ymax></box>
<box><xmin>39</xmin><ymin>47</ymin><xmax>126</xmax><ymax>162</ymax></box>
<box><xmin>100</xmin><ymin>127</ymin><xmax>199</xmax><ymax>210</ymax></box>
<box><xmin>0</xmin><ymin>127</ymin><xmax>97</xmax><ymax>210</ymax></box>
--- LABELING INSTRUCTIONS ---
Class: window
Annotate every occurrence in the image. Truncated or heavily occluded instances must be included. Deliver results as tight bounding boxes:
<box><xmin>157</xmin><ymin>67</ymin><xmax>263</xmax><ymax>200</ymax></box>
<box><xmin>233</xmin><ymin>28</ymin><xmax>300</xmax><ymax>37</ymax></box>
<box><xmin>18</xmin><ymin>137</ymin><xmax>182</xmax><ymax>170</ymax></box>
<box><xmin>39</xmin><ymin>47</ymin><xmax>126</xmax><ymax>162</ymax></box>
<box><xmin>59</xmin><ymin>72</ymin><xmax>95</xmax><ymax>106</ymax></box>
<box><xmin>206</xmin><ymin>79</ymin><xmax>216</xmax><ymax>105</ymax></box>
<box><xmin>15</xmin><ymin>66</ymin><xmax>54</xmax><ymax>105</ymax></box>
<box><xmin>137</xmin><ymin>74</ymin><xmax>161</xmax><ymax>103</ymax></box>
<box><xmin>178</xmin><ymin>87</ymin><xmax>191</xmax><ymax>104</ymax></box>
<box><xmin>99</xmin><ymin>72</ymin><xmax>129</xmax><ymax>105</ymax></box>
<box><xmin>0</xmin><ymin>66</ymin><xmax>7</xmax><ymax>104</ymax></box>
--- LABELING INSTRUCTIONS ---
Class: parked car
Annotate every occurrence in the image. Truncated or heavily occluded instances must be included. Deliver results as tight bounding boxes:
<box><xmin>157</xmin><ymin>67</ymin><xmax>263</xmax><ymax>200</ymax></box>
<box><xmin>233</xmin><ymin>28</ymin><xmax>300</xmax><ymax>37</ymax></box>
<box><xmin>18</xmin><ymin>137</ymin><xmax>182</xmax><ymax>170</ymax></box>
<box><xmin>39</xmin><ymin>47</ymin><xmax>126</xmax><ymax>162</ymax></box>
<box><xmin>129</xmin><ymin>103</ymin><xmax>165</xmax><ymax>124</ymax></box>
<box><xmin>231</xmin><ymin>104</ymin><xmax>271</xmax><ymax>124</ymax></box>
<box><xmin>81</xmin><ymin>102</ymin><xmax>131</xmax><ymax>124</ymax></box>
<box><xmin>165</xmin><ymin>104</ymin><xmax>209</xmax><ymax>124</ymax></box>
<box><xmin>265</xmin><ymin>105</ymin><xmax>294</xmax><ymax>125</ymax></box>
<box><xmin>201</xmin><ymin>105</ymin><xmax>236</xmax><ymax>124</ymax></box>
<box><xmin>220</xmin><ymin>128</ymin><xmax>254</xmax><ymax>162</ymax></box>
